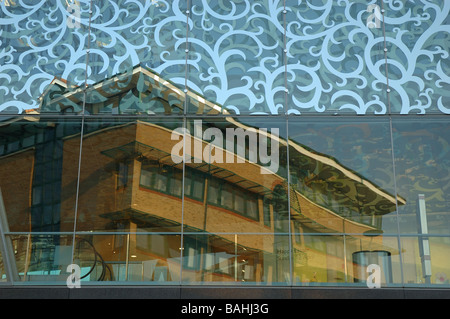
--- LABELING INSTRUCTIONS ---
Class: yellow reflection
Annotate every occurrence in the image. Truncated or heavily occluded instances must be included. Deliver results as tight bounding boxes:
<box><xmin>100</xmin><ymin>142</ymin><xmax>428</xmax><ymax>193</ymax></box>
<box><xmin>0</xmin><ymin>67</ymin><xmax>412</xmax><ymax>284</ymax></box>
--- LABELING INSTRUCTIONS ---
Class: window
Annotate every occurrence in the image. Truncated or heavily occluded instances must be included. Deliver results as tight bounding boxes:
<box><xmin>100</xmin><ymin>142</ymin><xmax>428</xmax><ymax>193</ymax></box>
<box><xmin>206</xmin><ymin>176</ymin><xmax>260</xmax><ymax>221</ymax></box>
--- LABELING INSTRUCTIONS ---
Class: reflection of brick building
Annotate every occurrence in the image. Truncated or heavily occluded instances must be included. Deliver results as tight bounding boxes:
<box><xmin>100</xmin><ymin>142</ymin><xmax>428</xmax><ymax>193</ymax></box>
<box><xmin>0</xmin><ymin>67</ymin><xmax>405</xmax><ymax>285</ymax></box>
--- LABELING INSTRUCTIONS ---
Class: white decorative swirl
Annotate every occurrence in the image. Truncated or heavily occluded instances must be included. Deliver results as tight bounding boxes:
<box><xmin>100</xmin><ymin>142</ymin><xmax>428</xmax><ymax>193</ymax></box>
<box><xmin>0</xmin><ymin>0</ymin><xmax>448</xmax><ymax>114</ymax></box>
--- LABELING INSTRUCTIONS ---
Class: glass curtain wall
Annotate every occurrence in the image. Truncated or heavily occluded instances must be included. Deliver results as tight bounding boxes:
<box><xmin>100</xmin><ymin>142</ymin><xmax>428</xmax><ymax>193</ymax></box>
<box><xmin>0</xmin><ymin>0</ymin><xmax>449</xmax><ymax>288</ymax></box>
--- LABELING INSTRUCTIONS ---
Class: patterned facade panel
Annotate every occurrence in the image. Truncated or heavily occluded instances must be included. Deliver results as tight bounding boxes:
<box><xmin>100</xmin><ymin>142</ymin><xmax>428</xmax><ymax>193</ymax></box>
<box><xmin>1</xmin><ymin>0</ymin><xmax>448</xmax><ymax>114</ymax></box>
<box><xmin>384</xmin><ymin>0</ymin><xmax>450</xmax><ymax>114</ymax></box>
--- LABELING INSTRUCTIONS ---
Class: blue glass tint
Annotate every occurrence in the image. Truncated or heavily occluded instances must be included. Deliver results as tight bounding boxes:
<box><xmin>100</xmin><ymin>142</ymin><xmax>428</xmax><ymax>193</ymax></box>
<box><xmin>82</xmin><ymin>66</ymin><xmax>186</xmax><ymax>115</ymax></box>
<box><xmin>87</xmin><ymin>0</ymin><xmax>187</xmax><ymax>85</ymax></box>
<box><xmin>383</xmin><ymin>0</ymin><xmax>450</xmax><ymax>114</ymax></box>
<box><xmin>181</xmin><ymin>234</ymin><xmax>291</xmax><ymax>285</ymax></box>
<box><xmin>76</xmin><ymin>117</ymin><xmax>185</xmax><ymax>233</ymax></box>
<box><xmin>8</xmin><ymin>233</ymin><xmax>181</xmax><ymax>284</ymax></box>
<box><xmin>0</xmin><ymin>116</ymin><xmax>82</xmax><ymax>232</ymax></box>
<box><xmin>186</xmin><ymin>0</ymin><xmax>285</xmax><ymax>114</ymax></box>
<box><xmin>183</xmin><ymin>117</ymin><xmax>289</xmax><ymax>233</ymax></box>
<box><xmin>400</xmin><ymin>236</ymin><xmax>450</xmax><ymax>286</ymax></box>
<box><xmin>39</xmin><ymin>85</ymin><xmax>86</xmax><ymax>114</ymax></box>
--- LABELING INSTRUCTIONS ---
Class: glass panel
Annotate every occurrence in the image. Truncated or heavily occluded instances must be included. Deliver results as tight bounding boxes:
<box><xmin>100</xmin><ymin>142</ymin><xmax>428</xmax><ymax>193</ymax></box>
<box><xmin>38</xmin><ymin>80</ymin><xmax>86</xmax><ymax>114</ymax></box>
<box><xmin>288</xmin><ymin>118</ymin><xmax>399</xmax><ymax>235</ymax></box>
<box><xmin>292</xmin><ymin>235</ymin><xmax>345</xmax><ymax>285</ymax></box>
<box><xmin>85</xmin><ymin>0</ymin><xmax>187</xmax><ymax>115</ymax></box>
<box><xmin>0</xmin><ymin>248</ymin><xmax>5</xmax><ymax>282</ymax></box>
<box><xmin>83</xmin><ymin>65</ymin><xmax>187</xmax><ymax>116</ymax></box>
<box><xmin>383</xmin><ymin>0</ymin><xmax>450</xmax><ymax>114</ymax></box>
<box><xmin>9</xmin><ymin>234</ymin><xmax>73</xmax><ymax>283</ymax></box>
<box><xmin>74</xmin><ymin>234</ymin><xmax>181</xmax><ymax>283</ymax></box>
<box><xmin>76</xmin><ymin>118</ymin><xmax>184</xmax><ymax>232</ymax></box>
<box><xmin>393</xmin><ymin>119</ymin><xmax>450</xmax><ymax>235</ymax></box>
<box><xmin>400</xmin><ymin>236</ymin><xmax>450</xmax><ymax>286</ymax></box>
<box><xmin>7</xmin><ymin>233</ymin><xmax>182</xmax><ymax>284</ymax></box>
<box><xmin>181</xmin><ymin>234</ymin><xmax>290</xmax><ymax>285</ymax></box>
<box><xmin>0</xmin><ymin>116</ymin><xmax>82</xmax><ymax>232</ymax></box>
<box><xmin>292</xmin><ymin>234</ymin><xmax>401</xmax><ymax>286</ymax></box>
<box><xmin>349</xmin><ymin>234</ymin><xmax>401</xmax><ymax>286</ymax></box>
<box><xmin>0</xmin><ymin>0</ymin><xmax>89</xmax><ymax>114</ymax></box>
<box><xmin>285</xmin><ymin>0</ymin><xmax>388</xmax><ymax>115</ymax></box>
<box><xmin>187</xmin><ymin>0</ymin><xmax>285</xmax><ymax>115</ymax></box>
<box><xmin>183</xmin><ymin>117</ymin><xmax>289</xmax><ymax>233</ymax></box>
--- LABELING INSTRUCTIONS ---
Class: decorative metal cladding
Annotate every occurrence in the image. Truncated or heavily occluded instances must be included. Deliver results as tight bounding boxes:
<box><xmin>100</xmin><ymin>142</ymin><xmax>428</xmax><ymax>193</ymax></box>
<box><xmin>0</xmin><ymin>0</ymin><xmax>449</xmax><ymax>114</ymax></box>
<box><xmin>383</xmin><ymin>1</ymin><xmax>450</xmax><ymax>114</ymax></box>
<box><xmin>393</xmin><ymin>120</ymin><xmax>450</xmax><ymax>218</ymax></box>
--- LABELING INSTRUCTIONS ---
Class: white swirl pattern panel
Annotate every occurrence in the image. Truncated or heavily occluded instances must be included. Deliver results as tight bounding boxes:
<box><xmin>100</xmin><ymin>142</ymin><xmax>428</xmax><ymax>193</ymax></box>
<box><xmin>0</xmin><ymin>0</ymin><xmax>448</xmax><ymax>114</ymax></box>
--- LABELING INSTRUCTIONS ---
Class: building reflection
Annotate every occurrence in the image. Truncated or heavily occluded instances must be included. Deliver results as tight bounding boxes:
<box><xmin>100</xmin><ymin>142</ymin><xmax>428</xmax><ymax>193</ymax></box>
<box><xmin>0</xmin><ymin>66</ymin><xmax>406</xmax><ymax>285</ymax></box>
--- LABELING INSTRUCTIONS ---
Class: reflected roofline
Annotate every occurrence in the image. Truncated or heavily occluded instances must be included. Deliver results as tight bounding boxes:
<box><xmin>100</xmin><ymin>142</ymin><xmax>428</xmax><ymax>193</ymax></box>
<box><xmin>5</xmin><ymin>65</ymin><xmax>406</xmax><ymax>211</ymax></box>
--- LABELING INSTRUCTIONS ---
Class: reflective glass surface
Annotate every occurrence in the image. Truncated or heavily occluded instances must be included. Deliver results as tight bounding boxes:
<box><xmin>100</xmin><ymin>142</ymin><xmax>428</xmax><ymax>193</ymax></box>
<box><xmin>0</xmin><ymin>1</ymin><xmax>449</xmax><ymax>289</ymax></box>
<box><xmin>9</xmin><ymin>234</ymin><xmax>73</xmax><ymax>283</ymax></box>
<box><xmin>393</xmin><ymin>118</ymin><xmax>450</xmax><ymax>286</ymax></box>
<box><xmin>74</xmin><ymin>234</ymin><xmax>182</xmax><ymax>283</ymax></box>
<box><xmin>288</xmin><ymin>118</ymin><xmax>399</xmax><ymax>235</ymax></box>
<box><xmin>0</xmin><ymin>249</ymin><xmax>5</xmax><ymax>282</ymax></box>
<box><xmin>292</xmin><ymin>235</ymin><xmax>401</xmax><ymax>286</ymax></box>
<box><xmin>286</xmin><ymin>0</ymin><xmax>388</xmax><ymax>115</ymax></box>
<box><xmin>384</xmin><ymin>1</ymin><xmax>450</xmax><ymax>114</ymax></box>
<box><xmin>86</xmin><ymin>0</ymin><xmax>187</xmax><ymax>115</ymax></box>
<box><xmin>393</xmin><ymin>119</ymin><xmax>450</xmax><ymax>235</ymax></box>
<box><xmin>400</xmin><ymin>236</ymin><xmax>450</xmax><ymax>286</ymax></box>
<box><xmin>76</xmin><ymin>117</ymin><xmax>185</xmax><ymax>233</ymax></box>
<box><xmin>1</xmin><ymin>1</ymin><xmax>449</xmax><ymax>116</ymax></box>
<box><xmin>183</xmin><ymin>117</ymin><xmax>288</xmax><ymax>233</ymax></box>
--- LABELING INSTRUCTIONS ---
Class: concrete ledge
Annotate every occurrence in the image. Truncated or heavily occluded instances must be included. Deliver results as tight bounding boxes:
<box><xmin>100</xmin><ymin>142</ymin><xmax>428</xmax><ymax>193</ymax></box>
<box><xmin>0</xmin><ymin>286</ymin><xmax>449</xmax><ymax>299</ymax></box>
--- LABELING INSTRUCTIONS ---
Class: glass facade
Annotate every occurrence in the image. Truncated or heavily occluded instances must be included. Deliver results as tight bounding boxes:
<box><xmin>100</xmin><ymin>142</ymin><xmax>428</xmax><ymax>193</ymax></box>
<box><xmin>0</xmin><ymin>0</ymin><xmax>449</xmax><ymax>288</ymax></box>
